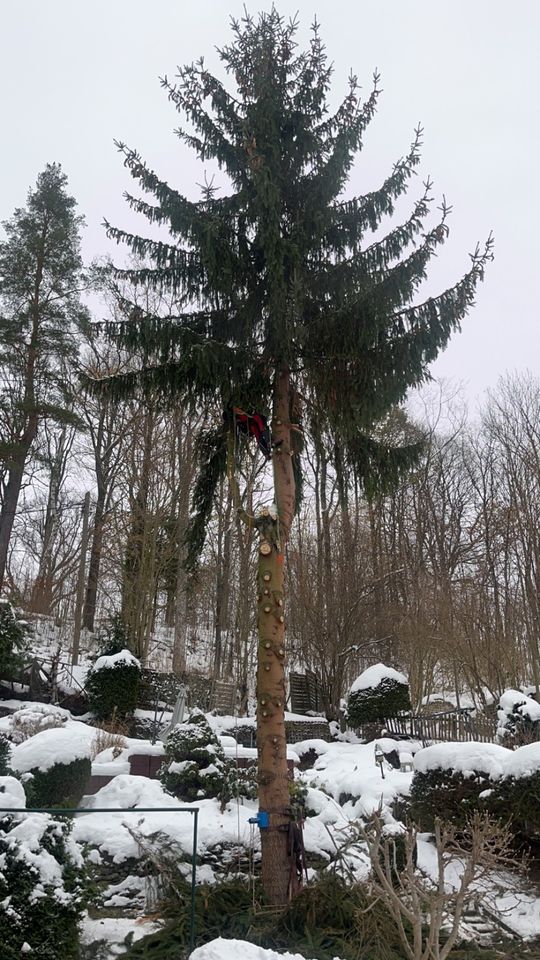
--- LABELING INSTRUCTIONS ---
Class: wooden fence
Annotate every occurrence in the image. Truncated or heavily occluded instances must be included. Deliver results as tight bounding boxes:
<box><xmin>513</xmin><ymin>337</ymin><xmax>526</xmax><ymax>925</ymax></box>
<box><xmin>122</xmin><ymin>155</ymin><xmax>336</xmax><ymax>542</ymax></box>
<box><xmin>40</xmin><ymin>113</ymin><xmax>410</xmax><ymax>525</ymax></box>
<box><xmin>364</xmin><ymin>710</ymin><xmax>497</xmax><ymax>745</ymax></box>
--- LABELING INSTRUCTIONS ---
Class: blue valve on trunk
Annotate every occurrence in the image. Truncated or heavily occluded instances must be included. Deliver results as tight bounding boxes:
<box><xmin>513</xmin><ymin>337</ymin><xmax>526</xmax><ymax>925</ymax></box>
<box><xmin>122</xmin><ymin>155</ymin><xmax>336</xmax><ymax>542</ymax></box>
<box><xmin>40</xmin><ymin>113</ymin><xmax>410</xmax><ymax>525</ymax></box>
<box><xmin>248</xmin><ymin>810</ymin><xmax>270</xmax><ymax>829</ymax></box>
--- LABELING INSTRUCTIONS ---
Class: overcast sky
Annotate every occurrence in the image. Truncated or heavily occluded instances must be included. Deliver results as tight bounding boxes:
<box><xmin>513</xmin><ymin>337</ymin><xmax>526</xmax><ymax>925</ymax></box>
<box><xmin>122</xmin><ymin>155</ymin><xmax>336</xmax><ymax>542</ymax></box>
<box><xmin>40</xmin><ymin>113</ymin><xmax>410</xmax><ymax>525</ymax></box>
<box><xmin>1</xmin><ymin>0</ymin><xmax>538</xmax><ymax>409</ymax></box>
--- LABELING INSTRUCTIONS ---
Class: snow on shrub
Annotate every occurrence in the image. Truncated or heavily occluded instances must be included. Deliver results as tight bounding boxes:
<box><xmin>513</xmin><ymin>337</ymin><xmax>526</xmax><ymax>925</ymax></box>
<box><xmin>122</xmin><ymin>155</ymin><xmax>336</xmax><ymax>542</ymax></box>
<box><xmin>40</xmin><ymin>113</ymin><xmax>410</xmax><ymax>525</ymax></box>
<box><xmin>0</xmin><ymin>775</ymin><xmax>25</xmax><ymax>810</ymax></box>
<box><xmin>11</xmin><ymin>724</ymin><xmax>93</xmax><ymax>808</ymax></box>
<box><xmin>0</xmin><ymin>734</ymin><xmax>11</xmax><ymax>776</ymax></box>
<box><xmin>347</xmin><ymin>663</ymin><xmax>411</xmax><ymax>728</ymax></box>
<box><xmin>410</xmin><ymin>741</ymin><xmax>511</xmax><ymax>830</ymax></box>
<box><xmin>490</xmin><ymin>741</ymin><xmax>540</xmax><ymax>837</ymax></box>
<box><xmin>497</xmin><ymin>688</ymin><xmax>540</xmax><ymax>745</ymax></box>
<box><xmin>85</xmin><ymin>648</ymin><xmax>141</xmax><ymax>720</ymax></box>
<box><xmin>9</xmin><ymin>702</ymin><xmax>69</xmax><ymax>744</ymax></box>
<box><xmin>161</xmin><ymin>709</ymin><xmax>228</xmax><ymax>802</ymax></box>
<box><xmin>0</xmin><ymin>803</ymin><xmax>85</xmax><ymax>960</ymax></box>
<box><xmin>0</xmin><ymin>599</ymin><xmax>28</xmax><ymax>684</ymax></box>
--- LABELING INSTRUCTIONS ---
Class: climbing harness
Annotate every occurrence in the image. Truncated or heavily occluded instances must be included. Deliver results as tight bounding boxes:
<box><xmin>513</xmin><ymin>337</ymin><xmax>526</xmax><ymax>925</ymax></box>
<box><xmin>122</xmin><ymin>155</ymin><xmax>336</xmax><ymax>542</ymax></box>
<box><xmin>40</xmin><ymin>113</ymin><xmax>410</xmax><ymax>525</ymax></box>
<box><xmin>233</xmin><ymin>407</ymin><xmax>272</xmax><ymax>460</ymax></box>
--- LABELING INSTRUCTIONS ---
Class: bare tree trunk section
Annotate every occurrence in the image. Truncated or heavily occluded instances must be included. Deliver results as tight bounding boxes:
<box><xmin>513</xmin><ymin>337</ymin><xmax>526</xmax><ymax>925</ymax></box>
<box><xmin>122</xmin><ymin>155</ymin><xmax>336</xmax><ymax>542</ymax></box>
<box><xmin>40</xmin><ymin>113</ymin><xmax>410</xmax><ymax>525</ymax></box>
<box><xmin>31</xmin><ymin>426</ymin><xmax>70</xmax><ymax>615</ymax></box>
<box><xmin>83</xmin><ymin>490</ymin><xmax>105</xmax><ymax>632</ymax></box>
<box><xmin>0</xmin><ymin>457</ymin><xmax>26</xmax><ymax>591</ymax></box>
<box><xmin>257</xmin><ymin>366</ymin><xmax>295</xmax><ymax>906</ymax></box>
<box><xmin>172</xmin><ymin>415</ymin><xmax>194</xmax><ymax>675</ymax></box>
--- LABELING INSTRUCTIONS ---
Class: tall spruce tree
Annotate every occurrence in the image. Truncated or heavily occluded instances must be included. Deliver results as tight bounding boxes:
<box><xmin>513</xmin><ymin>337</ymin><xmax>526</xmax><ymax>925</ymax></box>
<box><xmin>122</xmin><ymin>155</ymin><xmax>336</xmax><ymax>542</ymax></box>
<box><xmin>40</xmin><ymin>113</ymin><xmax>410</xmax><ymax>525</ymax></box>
<box><xmin>0</xmin><ymin>164</ymin><xmax>87</xmax><ymax>592</ymax></box>
<box><xmin>95</xmin><ymin>9</ymin><xmax>492</xmax><ymax>903</ymax></box>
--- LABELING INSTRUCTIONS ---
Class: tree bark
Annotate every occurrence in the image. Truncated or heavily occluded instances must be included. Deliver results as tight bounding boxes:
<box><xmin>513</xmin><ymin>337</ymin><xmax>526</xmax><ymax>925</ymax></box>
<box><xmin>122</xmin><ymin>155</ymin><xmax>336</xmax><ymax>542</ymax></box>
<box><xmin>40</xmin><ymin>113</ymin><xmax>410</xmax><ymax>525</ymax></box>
<box><xmin>0</xmin><ymin>456</ymin><xmax>27</xmax><ymax>590</ymax></box>
<box><xmin>83</xmin><ymin>489</ymin><xmax>105</xmax><ymax>632</ymax></box>
<box><xmin>257</xmin><ymin>365</ymin><xmax>296</xmax><ymax>906</ymax></box>
<box><xmin>31</xmin><ymin>426</ymin><xmax>69</xmax><ymax>615</ymax></box>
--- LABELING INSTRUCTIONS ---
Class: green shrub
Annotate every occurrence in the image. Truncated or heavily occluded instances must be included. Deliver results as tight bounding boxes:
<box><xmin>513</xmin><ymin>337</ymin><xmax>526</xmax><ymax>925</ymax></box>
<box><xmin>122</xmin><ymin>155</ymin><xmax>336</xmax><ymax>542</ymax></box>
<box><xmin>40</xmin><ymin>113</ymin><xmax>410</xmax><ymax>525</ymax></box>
<box><xmin>97</xmin><ymin>613</ymin><xmax>132</xmax><ymax>656</ymax></box>
<box><xmin>347</xmin><ymin>665</ymin><xmax>411</xmax><ymax>727</ymax></box>
<box><xmin>221</xmin><ymin>758</ymin><xmax>258</xmax><ymax>803</ymax></box>
<box><xmin>24</xmin><ymin>756</ymin><xmax>91</xmax><ymax>808</ymax></box>
<box><xmin>0</xmin><ymin>600</ymin><xmax>28</xmax><ymax>685</ymax></box>
<box><xmin>497</xmin><ymin>689</ymin><xmax>540</xmax><ymax>747</ymax></box>
<box><xmin>409</xmin><ymin>767</ymin><xmax>491</xmax><ymax>831</ymax></box>
<box><xmin>0</xmin><ymin>813</ymin><xmax>85</xmax><ymax>960</ymax></box>
<box><xmin>0</xmin><ymin>735</ymin><xmax>11</xmax><ymax>776</ymax></box>
<box><xmin>160</xmin><ymin>709</ymin><xmax>227</xmax><ymax>802</ymax></box>
<box><xmin>85</xmin><ymin>648</ymin><xmax>141</xmax><ymax>720</ymax></box>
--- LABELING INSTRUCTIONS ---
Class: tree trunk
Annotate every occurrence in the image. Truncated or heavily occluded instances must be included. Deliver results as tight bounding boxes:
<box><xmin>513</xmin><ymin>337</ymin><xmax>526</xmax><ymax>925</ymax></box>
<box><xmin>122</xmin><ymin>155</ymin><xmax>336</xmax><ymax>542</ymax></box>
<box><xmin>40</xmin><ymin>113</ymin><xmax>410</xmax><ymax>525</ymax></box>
<box><xmin>31</xmin><ymin>426</ymin><xmax>69</xmax><ymax>615</ymax></box>
<box><xmin>0</xmin><ymin>456</ymin><xmax>27</xmax><ymax>590</ymax></box>
<box><xmin>257</xmin><ymin>366</ymin><xmax>296</xmax><ymax>906</ymax></box>
<box><xmin>83</xmin><ymin>488</ymin><xmax>105</xmax><ymax>632</ymax></box>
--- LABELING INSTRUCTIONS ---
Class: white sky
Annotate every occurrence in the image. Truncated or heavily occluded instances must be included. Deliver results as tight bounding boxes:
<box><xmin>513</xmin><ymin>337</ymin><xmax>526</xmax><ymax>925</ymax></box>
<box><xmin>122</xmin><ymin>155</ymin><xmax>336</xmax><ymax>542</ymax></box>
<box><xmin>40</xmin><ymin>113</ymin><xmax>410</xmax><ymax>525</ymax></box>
<box><xmin>1</xmin><ymin>0</ymin><xmax>539</xmax><ymax>409</ymax></box>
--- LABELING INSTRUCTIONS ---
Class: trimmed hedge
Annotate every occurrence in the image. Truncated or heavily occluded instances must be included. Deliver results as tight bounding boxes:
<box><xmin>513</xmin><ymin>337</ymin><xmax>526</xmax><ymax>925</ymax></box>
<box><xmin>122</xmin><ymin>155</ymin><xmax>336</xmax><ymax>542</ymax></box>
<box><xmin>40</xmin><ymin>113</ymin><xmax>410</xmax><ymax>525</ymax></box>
<box><xmin>348</xmin><ymin>676</ymin><xmax>411</xmax><ymax>727</ymax></box>
<box><xmin>85</xmin><ymin>651</ymin><xmax>140</xmax><ymax>721</ymax></box>
<box><xmin>409</xmin><ymin>767</ymin><xmax>491</xmax><ymax>831</ymax></box>
<box><xmin>0</xmin><ymin>814</ymin><xmax>85</xmax><ymax>959</ymax></box>
<box><xmin>24</xmin><ymin>756</ymin><xmax>91</xmax><ymax>808</ymax></box>
<box><xmin>0</xmin><ymin>600</ymin><xmax>28</xmax><ymax>684</ymax></box>
<box><xmin>161</xmin><ymin>710</ymin><xmax>227</xmax><ymax>802</ymax></box>
<box><xmin>0</xmin><ymin>735</ymin><xmax>11</xmax><ymax>776</ymax></box>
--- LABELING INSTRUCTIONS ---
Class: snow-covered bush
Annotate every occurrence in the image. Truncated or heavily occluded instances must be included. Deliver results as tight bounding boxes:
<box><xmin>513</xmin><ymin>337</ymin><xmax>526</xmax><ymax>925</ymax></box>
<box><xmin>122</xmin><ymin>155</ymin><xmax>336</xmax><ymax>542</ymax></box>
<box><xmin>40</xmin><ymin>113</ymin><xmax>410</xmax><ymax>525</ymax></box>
<box><xmin>409</xmin><ymin>742</ymin><xmax>510</xmax><ymax>830</ymax></box>
<box><xmin>24</xmin><ymin>756</ymin><xmax>91</xmax><ymax>808</ymax></box>
<box><xmin>497</xmin><ymin>688</ymin><xmax>540</xmax><ymax>746</ymax></box>
<box><xmin>0</xmin><ymin>781</ymin><xmax>85</xmax><ymax>959</ymax></box>
<box><xmin>11</xmin><ymin>726</ymin><xmax>93</xmax><ymax>808</ymax></box>
<box><xmin>160</xmin><ymin>709</ymin><xmax>227</xmax><ymax>802</ymax></box>
<box><xmin>491</xmin><ymin>742</ymin><xmax>540</xmax><ymax>838</ymax></box>
<box><xmin>85</xmin><ymin>648</ymin><xmax>141</xmax><ymax>720</ymax></box>
<box><xmin>0</xmin><ymin>599</ymin><xmax>28</xmax><ymax>684</ymax></box>
<box><xmin>9</xmin><ymin>702</ymin><xmax>68</xmax><ymax>744</ymax></box>
<box><xmin>347</xmin><ymin>664</ymin><xmax>411</xmax><ymax>728</ymax></box>
<box><xmin>0</xmin><ymin>734</ymin><xmax>11</xmax><ymax>775</ymax></box>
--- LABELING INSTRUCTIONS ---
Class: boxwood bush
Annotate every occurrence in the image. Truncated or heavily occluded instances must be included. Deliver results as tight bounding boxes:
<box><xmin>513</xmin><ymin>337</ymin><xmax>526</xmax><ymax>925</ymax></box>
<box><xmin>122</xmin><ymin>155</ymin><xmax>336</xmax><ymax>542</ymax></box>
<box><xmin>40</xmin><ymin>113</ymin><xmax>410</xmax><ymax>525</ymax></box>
<box><xmin>24</xmin><ymin>756</ymin><xmax>92</xmax><ymax>809</ymax></box>
<box><xmin>0</xmin><ymin>599</ymin><xmax>28</xmax><ymax>685</ymax></box>
<box><xmin>409</xmin><ymin>767</ymin><xmax>493</xmax><ymax>831</ymax></box>
<box><xmin>409</xmin><ymin>743</ymin><xmax>510</xmax><ymax>831</ymax></box>
<box><xmin>0</xmin><ymin>735</ymin><xmax>11</xmax><ymax>776</ymax></box>
<box><xmin>160</xmin><ymin>709</ymin><xmax>227</xmax><ymax>802</ymax></box>
<box><xmin>348</xmin><ymin>664</ymin><xmax>411</xmax><ymax>728</ymax></box>
<box><xmin>85</xmin><ymin>648</ymin><xmax>141</xmax><ymax>721</ymax></box>
<box><xmin>489</xmin><ymin>745</ymin><xmax>540</xmax><ymax>838</ymax></box>
<box><xmin>0</xmin><ymin>812</ymin><xmax>85</xmax><ymax>959</ymax></box>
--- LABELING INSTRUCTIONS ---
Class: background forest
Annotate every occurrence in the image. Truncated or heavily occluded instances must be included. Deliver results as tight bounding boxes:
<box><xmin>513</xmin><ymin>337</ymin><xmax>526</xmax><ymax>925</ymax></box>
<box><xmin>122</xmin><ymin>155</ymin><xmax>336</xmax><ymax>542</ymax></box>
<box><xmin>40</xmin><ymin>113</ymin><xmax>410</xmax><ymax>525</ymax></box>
<box><xmin>0</xmin><ymin>165</ymin><xmax>537</xmax><ymax>717</ymax></box>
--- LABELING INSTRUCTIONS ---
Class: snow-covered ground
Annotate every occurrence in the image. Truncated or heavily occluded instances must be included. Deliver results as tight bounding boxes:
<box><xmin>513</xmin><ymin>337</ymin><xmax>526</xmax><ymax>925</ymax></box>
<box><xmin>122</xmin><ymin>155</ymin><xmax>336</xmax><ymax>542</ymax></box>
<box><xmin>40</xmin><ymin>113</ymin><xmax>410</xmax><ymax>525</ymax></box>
<box><xmin>189</xmin><ymin>940</ymin><xmax>323</xmax><ymax>960</ymax></box>
<box><xmin>3</xmin><ymin>696</ymin><xmax>540</xmax><ymax>956</ymax></box>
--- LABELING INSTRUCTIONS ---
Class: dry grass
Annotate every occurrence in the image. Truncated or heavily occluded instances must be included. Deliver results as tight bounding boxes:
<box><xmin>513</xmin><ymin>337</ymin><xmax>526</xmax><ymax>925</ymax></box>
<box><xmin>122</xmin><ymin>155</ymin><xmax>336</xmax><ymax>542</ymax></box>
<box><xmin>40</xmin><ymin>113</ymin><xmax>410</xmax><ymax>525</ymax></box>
<box><xmin>91</xmin><ymin>709</ymin><xmax>129</xmax><ymax>759</ymax></box>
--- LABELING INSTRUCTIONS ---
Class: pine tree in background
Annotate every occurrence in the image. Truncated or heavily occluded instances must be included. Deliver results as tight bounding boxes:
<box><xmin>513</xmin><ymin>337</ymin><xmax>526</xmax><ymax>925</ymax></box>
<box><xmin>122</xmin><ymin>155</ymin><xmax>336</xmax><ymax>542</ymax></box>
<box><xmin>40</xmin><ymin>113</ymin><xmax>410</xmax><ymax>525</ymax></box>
<box><xmin>95</xmin><ymin>9</ymin><xmax>492</xmax><ymax>903</ymax></box>
<box><xmin>0</xmin><ymin>164</ymin><xmax>87</xmax><ymax>593</ymax></box>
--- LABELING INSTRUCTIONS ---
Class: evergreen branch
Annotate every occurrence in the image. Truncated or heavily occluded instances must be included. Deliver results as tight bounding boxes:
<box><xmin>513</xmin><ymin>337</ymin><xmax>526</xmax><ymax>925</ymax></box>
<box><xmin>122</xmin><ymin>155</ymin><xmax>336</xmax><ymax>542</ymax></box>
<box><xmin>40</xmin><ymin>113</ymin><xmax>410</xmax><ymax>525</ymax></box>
<box><xmin>327</xmin><ymin>127</ymin><xmax>423</xmax><ymax>245</ymax></box>
<box><xmin>103</xmin><ymin>221</ymin><xmax>202</xmax><ymax>275</ymax></box>
<box><xmin>346</xmin><ymin>434</ymin><xmax>424</xmax><ymax>498</ymax></box>
<box><xmin>308</xmin><ymin>204</ymin><xmax>450</xmax><ymax>320</ymax></box>
<box><xmin>185</xmin><ymin>424</ymin><xmax>229</xmax><ymax>571</ymax></box>
<box><xmin>162</xmin><ymin>73</ymin><xmax>245</xmax><ymax>179</ymax></box>
<box><xmin>354</xmin><ymin>179</ymin><xmax>433</xmax><ymax>269</ymax></box>
<box><xmin>114</xmin><ymin>141</ymin><xmax>201</xmax><ymax>219</ymax></box>
<box><xmin>306</xmin><ymin>71</ymin><xmax>381</xmax><ymax>198</ymax></box>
